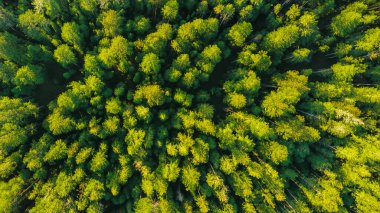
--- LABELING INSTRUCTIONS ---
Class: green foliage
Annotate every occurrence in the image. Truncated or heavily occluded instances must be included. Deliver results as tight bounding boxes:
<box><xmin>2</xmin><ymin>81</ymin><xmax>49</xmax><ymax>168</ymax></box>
<box><xmin>262</xmin><ymin>71</ymin><xmax>309</xmax><ymax>118</ymax></box>
<box><xmin>291</xmin><ymin>48</ymin><xmax>311</xmax><ymax>63</ymax></box>
<box><xmin>162</xmin><ymin>0</ymin><xmax>179</xmax><ymax>21</ymax></box>
<box><xmin>228</xmin><ymin>21</ymin><xmax>252</xmax><ymax>47</ymax></box>
<box><xmin>226</xmin><ymin>92</ymin><xmax>246</xmax><ymax>109</ymax></box>
<box><xmin>105</xmin><ymin>98</ymin><xmax>122</xmax><ymax>114</ymax></box>
<box><xmin>0</xmin><ymin>61</ymin><xmax>18</xmax><ymax>85</ymax></box>
<box><xmin>84</xmin><ymin>179</ymin><xmax>105</xmax><ymax>201</ymax></box>
<box><xmin>0</xmin><ymin>1</ymin><xmax>379</xmax><ymax>212</ymax></box>
<box><xmin>264</xmin><ymin>24</ymin><xmax>299</xmax><ymax>51</ymax></box>
<box><xmin>182</xmin><ymin>165</ymin><xmax>200</xmax><ymax>193</ymax></box>
<box><xmin>61</xmin><ymin>22</ymin><xmax>83</xmax><ymax>50</ymax></box>
<box><xmin>355</xmin><ymin>28</ymin><xmax>380</xmax><ymax>58</ymax></box>
<box><xmin>140</xmin><ymin>53</ymin><xmax>161</xmax><ymax>75</ymax></box>
<box><xmin>0</xmin><ymin>123</ymin><xmax>28</xmax><ymax>154</ymax></box>
<box><xmin>214</xmin><ymin>3</ymin><xmax>235</xmax><ymax>24</ymax></box>
<box><xmin>237</xmin><ymin>43</ymin><xmax>272</xmax><ymax>72</ymax></box>
<box><xmin>44</xmin><ymin>139</ymin><xmax>67</xmax><ymax>163</ymax></box>
<box><xmin>162</xmin><ymin>161</ymin><xmax>180</xmax><ymax>182</ymax></box>
<box><xmin>0</xmin><ymin>32</ymin><xmax>27</xmax><ymax>64</ymax></box>
<box><xmin>331</xmin><ymin>60</ymin><xmax>367</xmax><ymax>82</ymax></box>
<box><xmin>141</xmin><ymin>23</ymin><xmax>173</xmax><ymax>55</ymax></box>
<box><xmin>18</xmin><ymin>9</ymin><xmax>49</xmax><ymax>41</ymax></box>
<box><xmin>259</xmin><ymin>141</ymin><xmax>288</xmax><ymax>164</ymax></box>
<box><xmin>90</xmin><ymin>143</ymin><xmax>108</xmax><ymax>172</ymax></box>
<box><xmin>13</xmin><ymin>65</ymin><xmax>44</xmax><ymax>91</ymax></box>
<box><xmin>172</xmin><ymin>18</ymin><xmax>218</xmax><ymax>53</ymax></box>
<box><xmin>0</xmin><ymin>177</ymin><xmax>25</xmax><ymax>212</ymax></box>
<box><xmin>300</xmin><ymin>171</ymin><xmax>343</xmax><ymax>212</ymax></box>
<box><xmin>99</xmin><ymin>10</ymin><xmax>124</xmax><ymax>37</ymax></box>
<box><xmin>135</xmin><ymin>198</ymin><xmax>154</xmax><ymax>213</ymax></box>
<box><xmin>0</xmin><ymin>7</ymin><xmax>17</xmax><ymax>31</ymax></box>
<box><xmin>134</xmin><ymin>17</ymin><xmax>151</xmax><ymax>35</ymax></box>
<box><xmin>286</xmin><ymin>4</ymin><xmax>301</xmax><ymax>20</ymax></box>
<box><xmin>197</xmin><ymin>44</ymin><xmax>222</xmax><ymax>76</ymax></box>
<box><xmin>275</xmin><ymin>116</ymin><xmax>320</xmax><ymax>143</ymax></box>
<box><xmin>331</xmin><ymin>2</ymin><xmax>371</xmax><ymax>37</ymax></box>
<box><xmin>134</xmin><ymin>85</ymin><xmax>166</xmax><ymax>106</ymax></box>
<box><xmin>0</xmin><ymin>96</ymin><xmax>38</xmax><ymax>123</ymax></box>
<box><xmin>47</xmin><ymin>111</ymin><xmax>75</xmax><ymax>135</ymax></box>
<box><xmin>174</xmin><ymin>89</ymin><xmax>193</xmax><ymax>107</ymax></box>
<box><xmin>98</xmin><ymin>36</ymin><xmax>133</xmax><ymax>71</ymax></box>
<box><xmin>54</xmin><ymin>44</ymin><xmax>77</xmax><ymax>67</ymax></box>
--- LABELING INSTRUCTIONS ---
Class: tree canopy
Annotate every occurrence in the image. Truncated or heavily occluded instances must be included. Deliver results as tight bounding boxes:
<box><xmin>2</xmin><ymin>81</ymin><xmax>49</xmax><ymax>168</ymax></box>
<box><xmin>0</xmin><ymin>0</ymin><xmax>379</xmax><ymax>212</ymax></box>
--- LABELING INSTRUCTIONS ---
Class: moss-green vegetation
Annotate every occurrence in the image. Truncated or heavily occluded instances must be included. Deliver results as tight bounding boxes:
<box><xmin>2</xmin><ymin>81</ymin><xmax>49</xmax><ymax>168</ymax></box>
<box><xmin>0</xmin><ymin>0</ymin><xmax>379</xmax><ymax>212</ymax></box>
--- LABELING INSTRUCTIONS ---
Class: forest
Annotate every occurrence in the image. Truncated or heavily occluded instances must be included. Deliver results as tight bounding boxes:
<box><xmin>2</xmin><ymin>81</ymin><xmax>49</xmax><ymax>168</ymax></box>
<box><xmin>0</xmin><ymin>0</ymin><xmax>379</xmax><ymax>212</ymax></box>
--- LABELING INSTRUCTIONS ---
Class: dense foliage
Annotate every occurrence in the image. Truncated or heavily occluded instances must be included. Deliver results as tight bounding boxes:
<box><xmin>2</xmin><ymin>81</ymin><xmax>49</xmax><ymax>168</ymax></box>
<box><xmin>0</xmin><ymin>0</ymin><xmax>379</xmax><ymax>212</ymax></box>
